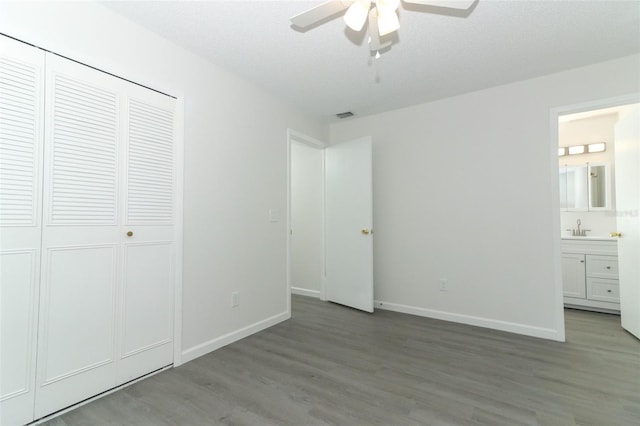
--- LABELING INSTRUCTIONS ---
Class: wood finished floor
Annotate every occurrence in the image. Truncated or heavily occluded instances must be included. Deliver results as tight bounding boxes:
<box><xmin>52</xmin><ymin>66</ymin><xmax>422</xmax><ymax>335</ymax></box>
<box><xmin>43</xmin><ymin>295</ymin><xmax>639</xmax><ymax>426</ymax></box>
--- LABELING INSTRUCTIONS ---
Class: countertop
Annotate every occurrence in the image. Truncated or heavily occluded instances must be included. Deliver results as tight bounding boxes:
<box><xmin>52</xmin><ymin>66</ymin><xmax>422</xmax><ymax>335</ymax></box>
<box><xmin>561</xmin><ymin>236</ymin><xmax>618</xmax><ymax>241</ymax></box>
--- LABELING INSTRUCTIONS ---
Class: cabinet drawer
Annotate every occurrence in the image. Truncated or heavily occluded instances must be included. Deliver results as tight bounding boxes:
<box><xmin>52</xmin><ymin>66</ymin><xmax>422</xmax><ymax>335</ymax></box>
<box><xmin>586</xmin><ymin>255</ymin><xmax>618</xmax><ymax>279</ymax></box>
<box><xmin>587</xmin><ymin>277</ymin><xmax>619</xmax><ymax>303</ymax></box>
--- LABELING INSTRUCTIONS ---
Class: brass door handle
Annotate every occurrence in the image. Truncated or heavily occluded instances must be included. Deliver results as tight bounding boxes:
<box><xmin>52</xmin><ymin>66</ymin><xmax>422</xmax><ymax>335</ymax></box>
<box><xmin>361</xmin><ymin>228</ymin><xmax>370</xmax><ymax>235</ymax></box>
<box><xmin>610</xmin><ymin>232</ymin><xmax>622</xmax><ymax>237</ymax></box>
<box><xmin>126</xmin><ymin>231</ymin><xmax>133</xmax><ymax>237</ymax></box>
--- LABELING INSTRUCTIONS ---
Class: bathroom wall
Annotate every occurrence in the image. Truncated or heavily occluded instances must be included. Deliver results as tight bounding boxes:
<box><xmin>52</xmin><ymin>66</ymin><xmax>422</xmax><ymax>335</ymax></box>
<box><xmin>559</xmin><ymin>113</ymin><xmax>618</xmax><ymax>237</ymax></box>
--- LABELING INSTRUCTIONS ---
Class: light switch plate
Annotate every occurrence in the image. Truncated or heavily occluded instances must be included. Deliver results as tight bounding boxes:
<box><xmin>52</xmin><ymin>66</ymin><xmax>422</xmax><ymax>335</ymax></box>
<box><xmin>268</xmin><ymin>208</ymin><xmax>280</xmax><ymax>222</ymax></box>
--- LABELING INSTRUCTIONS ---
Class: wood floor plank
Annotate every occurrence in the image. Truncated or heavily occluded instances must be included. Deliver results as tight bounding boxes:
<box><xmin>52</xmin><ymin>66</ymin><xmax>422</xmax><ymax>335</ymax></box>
<box><xmin>40</xmin><ymin>298</ymin><xmax>639</xmax><ymax>426</ymax></box>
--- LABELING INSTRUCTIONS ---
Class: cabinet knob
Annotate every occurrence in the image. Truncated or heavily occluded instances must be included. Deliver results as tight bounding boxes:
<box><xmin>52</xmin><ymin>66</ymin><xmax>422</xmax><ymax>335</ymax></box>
<box><xmin>607</xmin><ymin>289</ymin><xmax>612</xmax><ymax>293</ymax></box>
<box><xmin>606</xmin><ymin>266</ymin><xmax>611</xmax><ymax>270</ymax></box>
<box><xmin>361</xmin><ymin>228</ymin><xmax>370</xmax><ymax>235</ymax></box>
<box><xmin>580</xmin><ymin>260</ymin><xmax>585</xmax><ymax>263</ymax></box>
<box><xmin>126</xmin><ymin>231</ymin><xmax>133</xmax><ymax>237</ymax></box>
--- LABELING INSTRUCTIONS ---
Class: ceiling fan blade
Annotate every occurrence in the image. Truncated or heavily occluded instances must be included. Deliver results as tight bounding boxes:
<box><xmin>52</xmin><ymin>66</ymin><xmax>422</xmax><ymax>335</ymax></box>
<box><xmin>291</xmin><ymin>0</ymin><xmax>354</xmax><ymax>28</ymax></box>
<box><xmin>368</xmin><ymin>8</ymin><xmax>392</xmax><ymax>51</ymax></box>
<box><xmin>402</xmin><ymin>0</ymin><xmax>475</xmax><ymax>10</ymax></box>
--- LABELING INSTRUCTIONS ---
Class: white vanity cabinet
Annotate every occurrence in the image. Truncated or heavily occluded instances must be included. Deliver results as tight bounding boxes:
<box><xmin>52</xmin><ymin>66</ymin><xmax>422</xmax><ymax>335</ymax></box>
<box><xmin>561</xmin><ymin>238</ymin><xmax>619</xmax><ymax>313</ymax></box>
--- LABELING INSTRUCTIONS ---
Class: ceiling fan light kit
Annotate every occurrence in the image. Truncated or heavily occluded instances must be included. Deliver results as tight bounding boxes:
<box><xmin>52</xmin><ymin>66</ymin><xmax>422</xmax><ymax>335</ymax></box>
<box><xmin>377</xmin><ymin>8</ymin><xmax>400</xmax><ymax>36</ymax></box>
<box><xmin>291</xmin><ymin>0</ymin><xmax>476</xmax><ymax>54</ymax></box>
<box><xmin>345</xmin><ymin>0</ymin><xmax>399</xmax><ymax>37</ymax></box>
<box><xmin>344</xmin><ymin>0</ymin><xmax>371</xmax><ymax>31</ymax></box>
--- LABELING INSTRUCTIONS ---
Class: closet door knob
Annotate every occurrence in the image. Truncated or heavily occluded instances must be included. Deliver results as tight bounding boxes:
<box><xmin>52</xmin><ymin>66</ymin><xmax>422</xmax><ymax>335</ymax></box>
<box><xmin>126</xmin><ymin>231</ymin><xmax>133</xmax><ymax>237</ymax></box>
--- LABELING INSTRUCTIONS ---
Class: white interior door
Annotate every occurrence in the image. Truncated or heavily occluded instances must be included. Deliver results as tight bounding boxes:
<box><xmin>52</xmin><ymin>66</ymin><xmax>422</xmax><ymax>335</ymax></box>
<box><xmin>117</xmin><ymin>84</ymin><xmax>176</xmax><ymax>384</ymax></box>
<box><xmin>0</xmin><ymin>35</ymin><xmax>45</xmax><ymax>426</ymax></box>
<box><xmin>35</xmin><ymin>52</ymin><xmax>122</xmax><ymax>418</ymax></box>
<box><xmin>614</xmin><ymin>105</ymin><xmax>640</xmax><ymax>339</ymax></box>
<box><xmin>325</xmin><ymin>137</ymin><xmax>374</xmax><ymax>312</ymax></box>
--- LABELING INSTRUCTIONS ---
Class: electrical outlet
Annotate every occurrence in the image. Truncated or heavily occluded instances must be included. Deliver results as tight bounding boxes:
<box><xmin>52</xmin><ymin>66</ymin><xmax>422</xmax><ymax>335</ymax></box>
<box><xmin>439</xmin><ymin>279</ymin><xmax>448</xmax><ymax>292</ymax></box>
<box><xmin>232</xmin><ymin>291</ymin><xmax>240</xmax><ymax>307</ymax></box>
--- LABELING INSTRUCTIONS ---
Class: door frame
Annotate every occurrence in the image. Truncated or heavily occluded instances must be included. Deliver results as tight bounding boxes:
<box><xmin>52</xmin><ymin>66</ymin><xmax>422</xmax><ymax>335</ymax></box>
<box><xmin>549</xmin><ymin>92</ymin><xmax>640</xmax><ymax>342</ymax></box>
<box><xmin>286</xmin><ymin>129</ymin><xmax>327</xmax><ymax>316</ymax></box>
<box><xmin>172</xmin><ymin>94</ymin><xmax>185</xmax><ymax>367</ymax></box>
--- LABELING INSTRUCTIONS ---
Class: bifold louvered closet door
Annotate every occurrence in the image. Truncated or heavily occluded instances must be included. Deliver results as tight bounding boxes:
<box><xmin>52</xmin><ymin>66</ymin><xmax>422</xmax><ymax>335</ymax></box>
<box><xmin>0</xmin><ymin>36</ymin><xmax>177</xmax><ymax>425</ymax></box>
<box><xmin>0</xmin><ymin>35</ymin><xmax>46</xmax><ymax>426</ymax></box>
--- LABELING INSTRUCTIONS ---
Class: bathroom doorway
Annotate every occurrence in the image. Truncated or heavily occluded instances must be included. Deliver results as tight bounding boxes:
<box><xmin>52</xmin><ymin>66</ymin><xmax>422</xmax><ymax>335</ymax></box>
<box><xmin>554</xmin><ymin>98</ymin><xmax>640</xmax><ymax>340</ymax></box>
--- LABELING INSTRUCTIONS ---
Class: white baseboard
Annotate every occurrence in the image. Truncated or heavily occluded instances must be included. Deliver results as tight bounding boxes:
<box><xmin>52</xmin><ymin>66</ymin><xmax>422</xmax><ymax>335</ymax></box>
<box><xmin>374</xmin><ymin>300</ymin><xmax>562</xmax><ymax>341</ymax></box>
<box><xmin>291</xmin><ymin>287</ymin><xmax>320</xmax><ymax>298</ymax></box>
<box><xmin>181</xmin><ymin>311</ymin><xmax>290</xmax><ymax>364</ymax></box>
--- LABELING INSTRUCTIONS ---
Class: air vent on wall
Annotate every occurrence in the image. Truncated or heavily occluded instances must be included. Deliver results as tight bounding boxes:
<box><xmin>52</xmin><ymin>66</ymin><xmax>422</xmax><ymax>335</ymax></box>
<box><xmin>336</xmin><ymin>111</ymin><xmax>354</xmax><ymax>119</ymax></box>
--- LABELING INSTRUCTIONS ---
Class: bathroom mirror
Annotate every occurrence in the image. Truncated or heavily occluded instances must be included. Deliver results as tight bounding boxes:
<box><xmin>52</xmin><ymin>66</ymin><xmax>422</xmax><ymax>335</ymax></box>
<box><xmin>559</xmin><ymin>163</ymin><xmax>611</xmax><ymax>211</ymax></box>
<box><xmin>588</xmin><ymin>163</ymin><xmax>611</xmax><ymax>210</ymax></box>
<box><xmin>559</xmin><ymin>165</ymin><xmax>588</xmax><ymax>211</ymax></box>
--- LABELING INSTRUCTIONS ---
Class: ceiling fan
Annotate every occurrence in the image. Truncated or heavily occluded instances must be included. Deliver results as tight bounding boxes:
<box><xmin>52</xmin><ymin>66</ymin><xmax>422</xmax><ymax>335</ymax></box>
<box><xmin>290</xmin><ymin>0</ymin><xmax>475</xmax><ymax>53</ymax></box>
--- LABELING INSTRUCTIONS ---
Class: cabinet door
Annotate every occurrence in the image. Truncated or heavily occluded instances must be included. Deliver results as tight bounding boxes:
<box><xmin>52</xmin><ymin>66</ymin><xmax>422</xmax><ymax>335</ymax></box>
<box><xmin>562</xmin><ymin>253</ymin><xmax>586</xmax><ymax>298</ymax></box>
<box><xmin>0</xmin><ymin>36</ymin><xmax>45</xmax><ymax>426</ymax></box>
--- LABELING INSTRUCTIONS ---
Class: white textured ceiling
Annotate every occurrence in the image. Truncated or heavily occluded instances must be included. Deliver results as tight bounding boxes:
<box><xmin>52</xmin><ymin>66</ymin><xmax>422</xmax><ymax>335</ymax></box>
<box><xmin>102</xmin><ymin>0</ymin><xmax>640</xmax><ymax>122</ymax></box>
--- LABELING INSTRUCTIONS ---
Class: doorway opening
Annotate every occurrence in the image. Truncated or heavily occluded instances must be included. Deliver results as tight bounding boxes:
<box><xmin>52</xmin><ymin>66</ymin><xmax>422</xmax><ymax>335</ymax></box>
<box><xmin>552</xmin><ymin>96</ymin><xmax>640</xmax><ymax>341</ymax></box>
<box><xmin>287</xmin><ymin>130</ymin><xmax>326</xmax><ymax>305</ymax></box>
<box><xmin>286</xmin><ymin>130</ymin><xmax>375</xmax><ymax>314</ymax></box>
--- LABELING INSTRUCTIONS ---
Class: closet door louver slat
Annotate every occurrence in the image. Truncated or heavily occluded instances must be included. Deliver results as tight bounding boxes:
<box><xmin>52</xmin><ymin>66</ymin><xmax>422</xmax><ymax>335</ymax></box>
<box><xmin>126</xmin><ymin>99</ymin><xmax>174</xmax><ymax>225</ymax></box>
<box><xmin>49</xmin><ymin>75</ymin><xmax>118</xmax><ymax>226</ymax></box>
<box><xmin>0</xmin><ymin>57</ymin><xmax>39</xmax><ymax>226</ymax></box>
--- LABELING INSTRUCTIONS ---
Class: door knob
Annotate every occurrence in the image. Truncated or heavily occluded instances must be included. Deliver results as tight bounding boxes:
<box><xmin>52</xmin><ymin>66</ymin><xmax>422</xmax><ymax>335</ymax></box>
<box><xmin>361</xmin><ymin>228</ymin><xmax>370</xmax><ymax>235</ymax></box>
<box><xmin>126</xmin><ymin>231</ymin><xmax>133</xmax><ymax>237</ymax></box>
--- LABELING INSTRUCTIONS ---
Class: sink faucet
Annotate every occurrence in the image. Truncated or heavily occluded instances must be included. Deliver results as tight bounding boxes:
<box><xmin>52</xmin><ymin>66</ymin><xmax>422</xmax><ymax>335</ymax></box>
<box><xmin>566</xmin><ymin>219</ymin><xmax>591</xmax><ymax>236</ymax></box>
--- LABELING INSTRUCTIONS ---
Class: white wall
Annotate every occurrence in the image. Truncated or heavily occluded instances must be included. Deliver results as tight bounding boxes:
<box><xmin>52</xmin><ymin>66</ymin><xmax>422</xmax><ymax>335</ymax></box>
<box><xmin>330</xmin><ymin>54</ymin><xmax>640</xmax><ymax>340</ymax></box>
<box><xmin>290</xmin><ymin>142</ymin><xmax>324</xmax><ymax>297</ymax></box>
<box><xmin>0</xmin><ymin>2</ymin><xmax>326</xmax><ymax>362</ymax></box>
<box><xmin>3</xmin><ymin>2</ymin><xmax>637</xmax><ymax>355</ymax></box>
<box><xmin>559</xmin><ymin>113</ymin><xmax>618</xmax><ymax>237</ymax></box>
